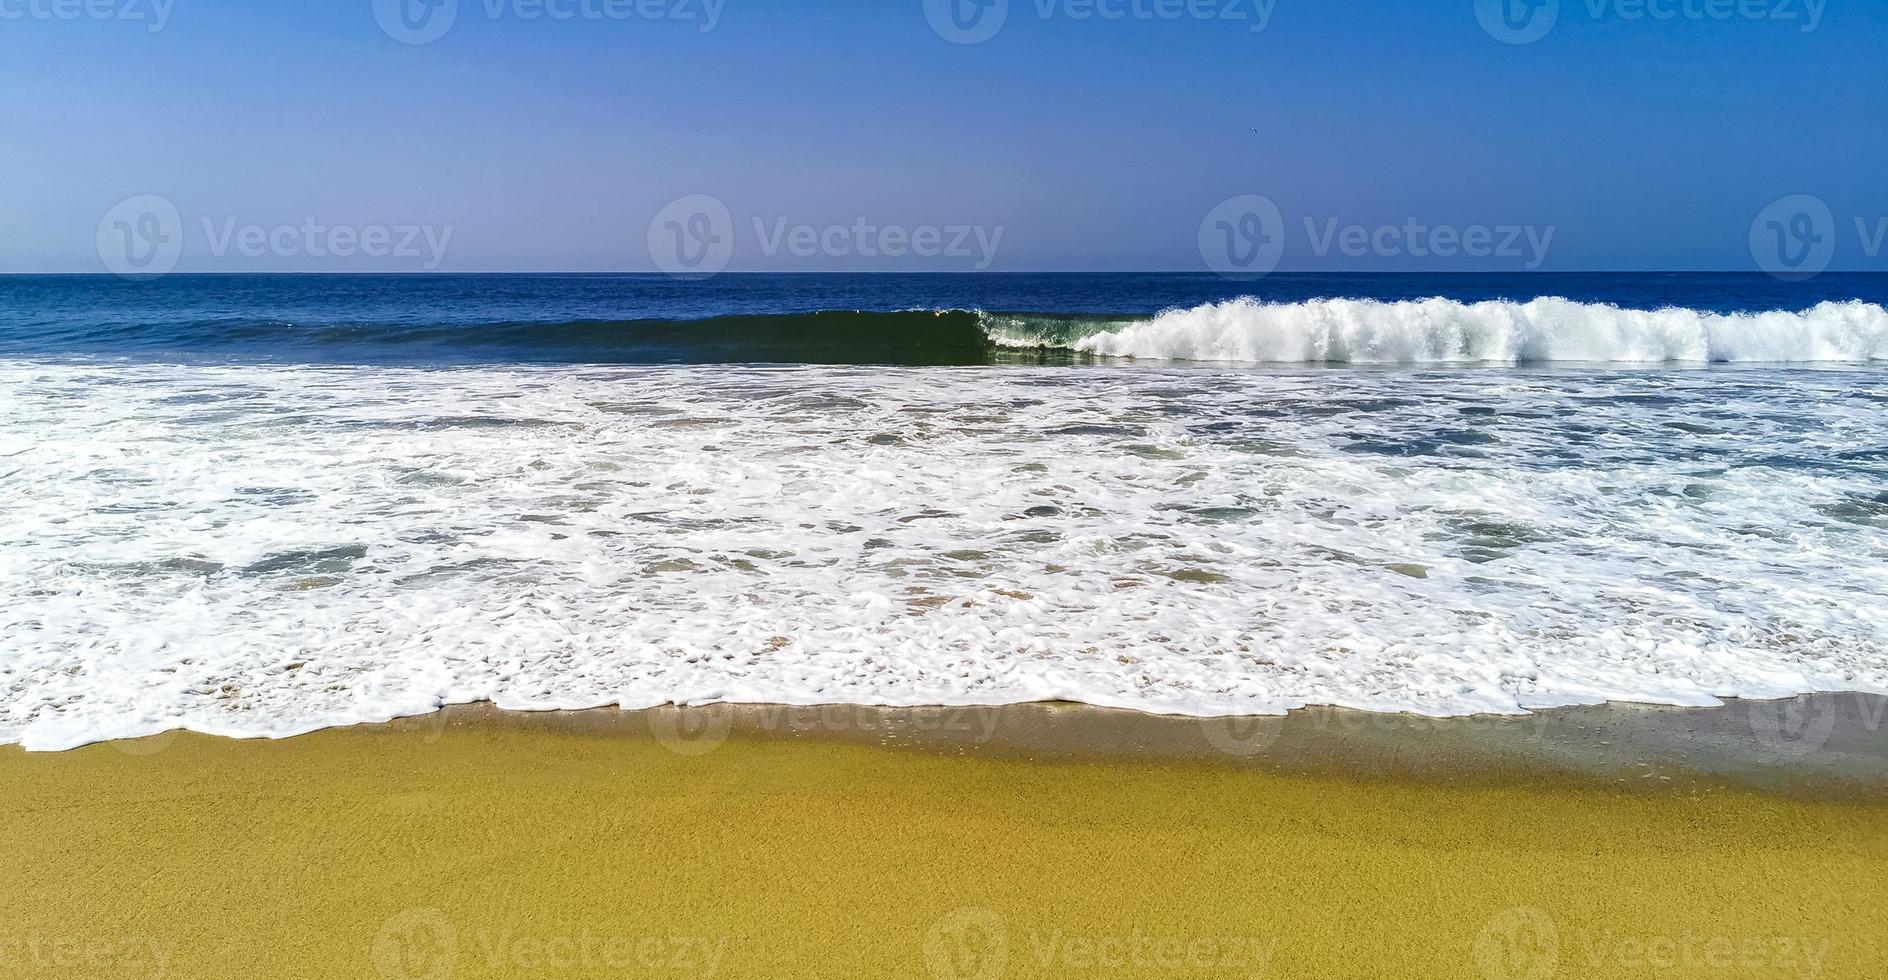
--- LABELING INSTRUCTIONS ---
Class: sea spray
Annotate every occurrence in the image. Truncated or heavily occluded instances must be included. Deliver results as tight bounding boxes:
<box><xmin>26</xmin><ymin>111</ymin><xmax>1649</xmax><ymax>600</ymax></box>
<box><xmin>1051</xmin><ymin>296</ymin><xmax>1888</xmax><ymax>364</ymax></box>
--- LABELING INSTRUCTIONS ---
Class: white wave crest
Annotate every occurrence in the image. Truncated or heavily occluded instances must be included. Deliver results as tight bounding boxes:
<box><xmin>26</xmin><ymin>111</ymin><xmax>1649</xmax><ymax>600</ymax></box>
<box><xmin>1063</xmin><ymin>297</ymin><xmax>1888</xmax><ymax>364</ymax></box>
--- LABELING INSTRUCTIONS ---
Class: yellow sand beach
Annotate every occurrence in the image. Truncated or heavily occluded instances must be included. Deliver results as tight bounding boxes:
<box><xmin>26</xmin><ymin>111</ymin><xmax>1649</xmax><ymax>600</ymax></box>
<box><xmin>1</xmin><ymin>702</ymin><xmax>1883</xmax><ymax>980</ymax></box>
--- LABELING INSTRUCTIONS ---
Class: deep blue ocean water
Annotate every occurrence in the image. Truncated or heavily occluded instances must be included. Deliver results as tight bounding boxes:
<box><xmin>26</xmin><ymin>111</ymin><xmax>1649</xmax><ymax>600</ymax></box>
<box><xmin>3</xmin><ymin>272</ymin><xmax>1886</xmax><ymax>365</ymax></box>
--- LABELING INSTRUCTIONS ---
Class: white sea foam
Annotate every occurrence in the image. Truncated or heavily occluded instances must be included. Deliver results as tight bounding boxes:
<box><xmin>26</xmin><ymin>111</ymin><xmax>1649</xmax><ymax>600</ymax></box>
<box><xmin>1014</xmin><ymin>297</ymin><xmax>1888</xmax><ymax>364</ymax></box>
<box><xmin>3</xmin><ymin>359</ymin><xmax>1887</xmax><ymax>750</ymax></box>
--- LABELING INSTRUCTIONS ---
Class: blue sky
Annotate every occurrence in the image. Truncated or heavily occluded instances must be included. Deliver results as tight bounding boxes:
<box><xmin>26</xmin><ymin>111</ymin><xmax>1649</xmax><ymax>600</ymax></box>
<box><xmin>3</xmin><ymin>0</ymin><xmax>1885</xmax><ymax>272</ymax></box>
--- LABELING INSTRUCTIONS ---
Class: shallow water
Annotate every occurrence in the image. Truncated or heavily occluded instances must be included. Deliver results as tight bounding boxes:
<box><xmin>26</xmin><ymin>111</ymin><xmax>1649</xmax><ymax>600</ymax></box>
<box><xmin>5</xmin><ymin>358</ymin><xmax>1886</xmax><ymax>749</ymax></box>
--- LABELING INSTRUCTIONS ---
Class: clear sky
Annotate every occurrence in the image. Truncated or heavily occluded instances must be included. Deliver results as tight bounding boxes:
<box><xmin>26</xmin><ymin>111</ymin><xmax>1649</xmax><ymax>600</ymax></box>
<box><xmin>3</xmin><ymin>0</ymin><xmax>1885</xmax><ymax>272</ymax></box>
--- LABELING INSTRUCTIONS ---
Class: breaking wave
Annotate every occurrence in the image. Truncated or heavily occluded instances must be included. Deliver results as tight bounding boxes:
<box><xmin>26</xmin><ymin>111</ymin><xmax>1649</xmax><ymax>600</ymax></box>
<box><xmin>988</xmin><ymin>297</ymin><xmax>1888</xmax><ymax>365</ymax></box>
<box><xmin>11</xmin><ymin>297</ymin><xmax>1887</xmax><ymax>366</ymax></box>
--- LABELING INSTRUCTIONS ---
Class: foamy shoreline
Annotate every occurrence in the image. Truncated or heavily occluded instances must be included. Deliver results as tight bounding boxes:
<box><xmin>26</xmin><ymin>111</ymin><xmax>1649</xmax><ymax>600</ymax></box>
<box><xmin>8</xmin><ymin>359</ymin><xmax>1888</xmax><ymax>752</ymax></box>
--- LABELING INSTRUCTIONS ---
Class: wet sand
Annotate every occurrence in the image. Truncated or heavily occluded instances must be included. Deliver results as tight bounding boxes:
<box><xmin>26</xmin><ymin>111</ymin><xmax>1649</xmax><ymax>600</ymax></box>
<box><xmin>2</xmin><ymin>696</ymin><xmax>1884</xmax><ymax>979</ymax></box>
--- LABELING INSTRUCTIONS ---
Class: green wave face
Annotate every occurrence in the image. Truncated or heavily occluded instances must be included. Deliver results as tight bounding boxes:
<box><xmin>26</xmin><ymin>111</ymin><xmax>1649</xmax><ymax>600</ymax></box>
<box><xmin>546</xmin><ymin>310</ymin><xmax>1000</xmax><ymax>365</ymax></box>
<box><xmin>46</xmin><ymin>298</ymin><xmax>1883</xmax><ymax>367</ymax></box>
<box><xmin>23</xmin><ymin>308</ymin><xmax>1132</xmax><ymax>366</ymax></box>
<box><xmin>515</xmin><ymin>309</ymin><xmax>1131</xmax><ymax>365</ymax></box>
<box><xmin>976</xmin><ymin>312</ymin><xmax>1144</xmax><ymax>350</ymax></box>
<box><xmin>591</xmin><ymin>309</ymin><xmax>1130</xmax><ymax>365</ymax></box>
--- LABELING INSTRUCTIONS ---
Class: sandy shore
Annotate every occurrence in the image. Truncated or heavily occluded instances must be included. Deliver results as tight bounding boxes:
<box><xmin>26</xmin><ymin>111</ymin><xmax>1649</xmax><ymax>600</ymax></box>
<box><xmin>2</xmin><ymin>697</ymin><xmax>1884</xmax><ymax>979</ymax></box>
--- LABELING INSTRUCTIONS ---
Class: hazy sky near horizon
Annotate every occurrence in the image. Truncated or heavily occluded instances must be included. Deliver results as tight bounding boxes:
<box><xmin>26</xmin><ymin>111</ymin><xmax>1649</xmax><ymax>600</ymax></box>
<box><xmin>3</xmin><ymin>0</ymin><xmax>1885</xmax><ymax>273</ymax></box>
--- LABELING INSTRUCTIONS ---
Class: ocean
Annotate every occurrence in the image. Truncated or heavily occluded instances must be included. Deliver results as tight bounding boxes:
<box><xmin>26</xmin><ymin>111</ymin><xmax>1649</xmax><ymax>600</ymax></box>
<box><xmin>4</xmin><ymin>272</ymin><xmax>1887</xmax><ymax>750</ymax></box>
